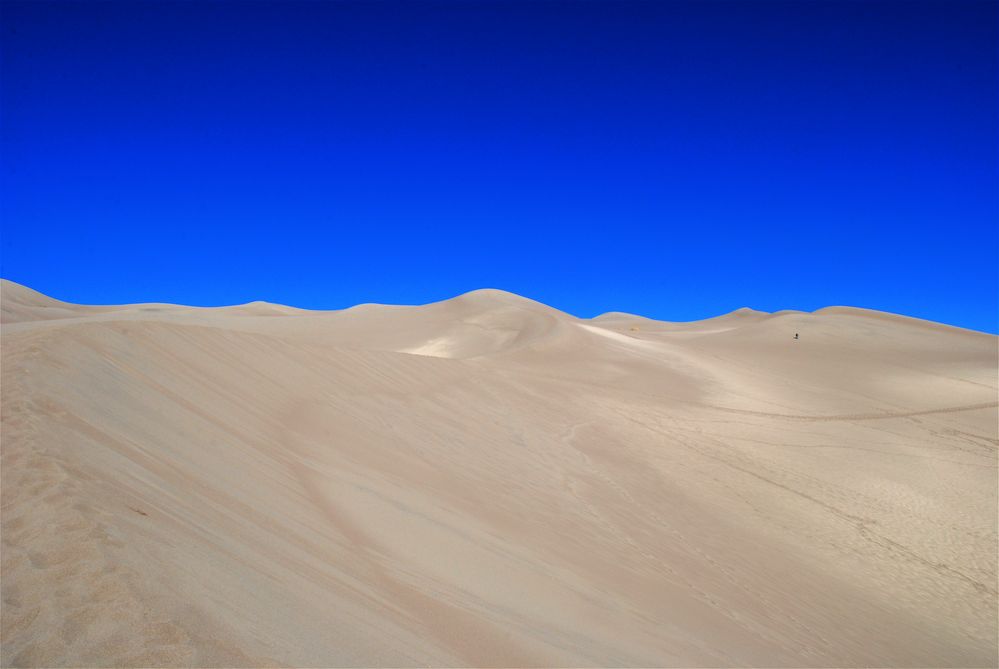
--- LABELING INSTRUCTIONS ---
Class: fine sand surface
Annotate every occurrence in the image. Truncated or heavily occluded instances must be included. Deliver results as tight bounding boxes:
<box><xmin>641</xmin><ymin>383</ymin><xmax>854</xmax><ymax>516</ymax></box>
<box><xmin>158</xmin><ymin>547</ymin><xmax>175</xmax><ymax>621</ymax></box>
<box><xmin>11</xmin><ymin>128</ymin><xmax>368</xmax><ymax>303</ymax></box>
<box><xmin>1</xmin><ymin>279</ymin><xmax>996</xmax><ymax>667</ymax></box>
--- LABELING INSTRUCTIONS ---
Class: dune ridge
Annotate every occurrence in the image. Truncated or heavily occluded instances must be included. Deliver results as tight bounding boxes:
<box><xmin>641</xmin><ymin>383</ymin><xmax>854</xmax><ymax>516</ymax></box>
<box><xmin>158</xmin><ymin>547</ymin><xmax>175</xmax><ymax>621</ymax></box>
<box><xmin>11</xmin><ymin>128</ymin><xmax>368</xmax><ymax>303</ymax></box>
<box><xmin>1</xmin><ymin>279</ymin><xmax>996</xmax><ymax>667</ymax></box>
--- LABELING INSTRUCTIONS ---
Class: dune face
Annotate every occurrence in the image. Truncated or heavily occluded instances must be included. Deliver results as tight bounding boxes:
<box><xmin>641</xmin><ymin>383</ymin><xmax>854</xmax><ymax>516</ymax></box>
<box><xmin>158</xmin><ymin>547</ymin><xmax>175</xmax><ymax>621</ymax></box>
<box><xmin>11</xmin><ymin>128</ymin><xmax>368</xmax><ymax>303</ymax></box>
<box><xmin>1</xmin><ymin>280</ymin><xmax>996</xmax><ymax>668</ymax></box>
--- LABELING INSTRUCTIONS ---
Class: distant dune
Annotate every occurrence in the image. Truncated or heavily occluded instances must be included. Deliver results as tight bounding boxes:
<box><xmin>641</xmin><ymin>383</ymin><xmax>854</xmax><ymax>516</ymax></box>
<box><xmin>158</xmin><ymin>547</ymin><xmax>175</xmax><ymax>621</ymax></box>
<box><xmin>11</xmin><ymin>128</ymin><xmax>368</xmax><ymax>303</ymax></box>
<box><xmin>2</xmin><ymin>279</ymin><xmax>996</xmax><ymax>667</ymax></box>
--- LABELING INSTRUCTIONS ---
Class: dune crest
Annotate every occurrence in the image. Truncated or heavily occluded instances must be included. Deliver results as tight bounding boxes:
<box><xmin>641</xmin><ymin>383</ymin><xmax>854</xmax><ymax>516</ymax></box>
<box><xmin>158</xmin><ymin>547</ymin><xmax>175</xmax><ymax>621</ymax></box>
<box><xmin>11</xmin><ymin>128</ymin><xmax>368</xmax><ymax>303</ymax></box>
<box><xmin>2</xmin><ymin>279</ymin><xmax>996</xmax><ymax>667</ymax></box>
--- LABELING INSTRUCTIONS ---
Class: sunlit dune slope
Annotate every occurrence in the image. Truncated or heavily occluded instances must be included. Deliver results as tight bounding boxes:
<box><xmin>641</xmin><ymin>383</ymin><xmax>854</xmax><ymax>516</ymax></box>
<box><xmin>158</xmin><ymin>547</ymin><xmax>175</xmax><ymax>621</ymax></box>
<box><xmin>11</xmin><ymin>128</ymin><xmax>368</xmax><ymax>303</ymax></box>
<box><xmin>2</xmin><ymin>279</ymin><xmax>996</xmax><ymax>667</ymax></box>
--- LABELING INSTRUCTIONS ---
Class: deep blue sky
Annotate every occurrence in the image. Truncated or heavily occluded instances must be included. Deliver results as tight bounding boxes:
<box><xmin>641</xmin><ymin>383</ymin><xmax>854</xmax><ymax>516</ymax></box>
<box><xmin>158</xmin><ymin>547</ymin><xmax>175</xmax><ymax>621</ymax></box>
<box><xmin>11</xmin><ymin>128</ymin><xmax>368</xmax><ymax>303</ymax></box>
<box><xmin>2</xmin><ymin>1</ymin><xmax>996</xmax><ymax>331</ymax></box>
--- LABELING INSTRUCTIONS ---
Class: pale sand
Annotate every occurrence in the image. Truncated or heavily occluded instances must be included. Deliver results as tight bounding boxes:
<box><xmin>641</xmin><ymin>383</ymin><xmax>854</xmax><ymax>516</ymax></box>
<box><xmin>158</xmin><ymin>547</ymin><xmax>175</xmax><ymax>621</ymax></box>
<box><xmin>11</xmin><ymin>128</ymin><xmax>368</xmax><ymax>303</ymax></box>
<box><xmin>1</xmin><ymin>279</ymin><xmax>996</xmax><ymax>667</ymax></box>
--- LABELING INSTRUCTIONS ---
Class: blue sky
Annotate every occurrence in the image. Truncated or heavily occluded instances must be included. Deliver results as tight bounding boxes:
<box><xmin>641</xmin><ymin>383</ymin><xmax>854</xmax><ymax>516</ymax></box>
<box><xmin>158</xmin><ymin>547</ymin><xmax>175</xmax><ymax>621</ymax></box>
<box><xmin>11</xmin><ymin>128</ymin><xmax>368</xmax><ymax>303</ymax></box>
<box><xmin>2</xmin><ymin>1</ymin><xmax>996</xmax><ymax>332</ymax></box>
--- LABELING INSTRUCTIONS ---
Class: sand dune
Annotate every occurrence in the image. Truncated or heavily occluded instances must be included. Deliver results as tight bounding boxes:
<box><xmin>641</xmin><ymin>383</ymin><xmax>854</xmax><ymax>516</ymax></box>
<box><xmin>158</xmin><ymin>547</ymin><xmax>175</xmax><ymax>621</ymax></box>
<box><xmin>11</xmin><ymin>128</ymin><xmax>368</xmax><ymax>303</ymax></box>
<box><xmin>1</xmin><ymin>279</ymin><xmax>996</xmax><ymax>667</ymax></box>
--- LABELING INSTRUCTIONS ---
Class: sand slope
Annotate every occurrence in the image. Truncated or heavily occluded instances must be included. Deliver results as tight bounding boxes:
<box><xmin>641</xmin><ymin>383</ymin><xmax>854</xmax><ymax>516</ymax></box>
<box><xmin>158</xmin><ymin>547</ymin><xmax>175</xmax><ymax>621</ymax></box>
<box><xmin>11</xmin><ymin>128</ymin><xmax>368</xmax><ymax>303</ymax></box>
<box><xmin>2</xmin><ymin>279</ymin><xmax>996</xmax><ymax>667</ymax></box>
